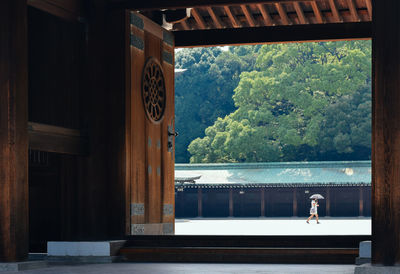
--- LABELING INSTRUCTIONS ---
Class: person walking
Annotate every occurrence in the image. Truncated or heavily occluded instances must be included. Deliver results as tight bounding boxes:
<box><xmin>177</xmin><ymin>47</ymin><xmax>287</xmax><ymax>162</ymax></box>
<box><xmin>306</xmin><ymin>198</ymin><xmax>320</xmax><ymax>224</ymax></box>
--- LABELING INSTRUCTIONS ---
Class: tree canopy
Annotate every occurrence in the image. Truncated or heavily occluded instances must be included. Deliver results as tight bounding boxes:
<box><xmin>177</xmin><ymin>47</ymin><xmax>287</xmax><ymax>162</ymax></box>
<box><xmin>186</xmin><ymin>41</ymin><xmax>371</xmax><ymax>163</ymax></box>
<box><xmin>174</xmin><ymin>46</ymin><xmax>259</xmax><ymax>162</ymax></box>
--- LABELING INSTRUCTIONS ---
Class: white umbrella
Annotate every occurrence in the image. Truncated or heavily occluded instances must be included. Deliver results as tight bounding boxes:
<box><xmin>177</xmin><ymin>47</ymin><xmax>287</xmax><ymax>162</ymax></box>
<box><xmin>309</xmin><ymin>194</ymin><xmax>324</xmax><ymax>199</ymax></box>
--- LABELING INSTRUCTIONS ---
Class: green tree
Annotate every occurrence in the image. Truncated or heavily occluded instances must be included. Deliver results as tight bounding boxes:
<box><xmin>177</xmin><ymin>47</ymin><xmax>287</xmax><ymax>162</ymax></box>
<box><xmin>188</xmin><ymin>41</ymin><xmax>371</xmax><ymax>163</ymax></box>
<box><xmin>175</xmin><ymin>46</ymin><xmax>259</xmax><ymax>162</ymax></box>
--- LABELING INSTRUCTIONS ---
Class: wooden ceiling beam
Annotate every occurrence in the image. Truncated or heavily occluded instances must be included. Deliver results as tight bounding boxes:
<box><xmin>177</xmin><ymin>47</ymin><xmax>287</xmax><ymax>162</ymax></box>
<box><xmin>275</xmin><ymin>3</ymin><xmax>292</xmax><ymax>25</ymax></box>
<box><xmin>365</xmin><ymin>0</ymin><xmax>372</xmax><ymax>20</ymax></box>
<box><xmin>27</xmin><ymin>0</ymin><xmax>84</xmax><ymax>21</ymax></box>
<box><xmin>180</xmin><ymin>19</ymin><xmax>190</xmax><ymax>30</ymax></box>
<box><xmin>207</xmin><ymin>6</ymin><xmax>224</xmax><ymax>28</ymax></box>
<box><xmin>328</xmin><ymin>0</ymin><xmax>343</xmax><ymax>23</ymax></box>
<box><xmin>174</xmin><ymin>22</ymin><xmax>371</xmax><ymax>47</ymax></box>
<box><xmin>28</xmin><ymin>122</ymin><xmax>89</xmax><ymax>155</ymax></box>
<box><xmin>241</xmin><ymin>5</ymin><xmax>257</xmax><ymax>27</ymax></box>
<box><xmin>224</xmin><ymin>6</ymin><xmax>241</xmax><ymax>28</ymax></box>
<box><xmin>293</xmin><ymin>2</ymin><xmax>308</xmax><ymax>24</ymax></box>
<box><xmin>191</xmin><ymin>8</ymin><xmax>207</xmax><ymax>29</ymax></box>
<box><xmin>111</xmin><ymin>0</ymin><xmax>327</xmax><ymax>11</ymax></box>
<box><xmin>311</xmin><ymin>1</ymin><xmax>324</xmax><ymax>23</ymax></box>
<box><xmin>346</xmin><ymin>0</ymin><xmax>360</xmax><ymax>22</ymax></box>
<box><xmin>257</xmin><ymin>4</ymin><xmax>275</xmax><ymax>26</ymax></box>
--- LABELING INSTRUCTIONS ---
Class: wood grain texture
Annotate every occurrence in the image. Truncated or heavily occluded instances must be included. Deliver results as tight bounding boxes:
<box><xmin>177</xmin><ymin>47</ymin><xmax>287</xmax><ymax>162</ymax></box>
<box><xmin>346</xmin><ymin>0</ymin><xmax>360</xmax><ymax>21</ymax></box>
<box><xmin>364</xmin><ymin>0</ymin><xmax>371</xmax><ymax>20</ymax></box>
<box><xmin>257</xmin><ymin>4</ymin><xmax>275</xmax><ymax>26</ymax></box>
<box><xmin>191</xmin><ymin>8</ymin><xmax>207</xmax><ymax>29</ymax></box>
<box><xmin>111</xmin><ymin>0</ymin><xmax>328</xmax><ymax>11</ymax></box>
<box><xmin>372</xmin><ymin>0</ymin><xmax>400</xmax><ymax>265</ymax></box>
<box><xmin>275</xmin><ymin>3</ymin><xmax>292</xmax><ymax>25</ymax></box>
<box><xmin>241</xmin><ymin>5</ymin><xmax>257</xmax><ymax>27</ymax></box>
<box><xmin>311</xmin><ymin>1</ymin><xmax>324</xmax><ymax>23</ymax></box>
<box><xmin>0</xmin><ymin>0</ymin><xmax>29</xmax><ymax>262</ymax></box>
<box><xmin>224</xmin><ymin>6</ymin><xmax>241</xmax><ymax>28</ymax></box>
<box><xmin>293</xmin><ymin>2</ymin><xmax>308</xmax><ymax>24</ymax></box>
<box><xmin>207</xmin><ymin>7</ymin><xmax>224</xmax><ymax>28</ymax></box>
<box><xmin>328</xmin><ymin>0</ymin><xmax>343</xmax><ymax>22</ymax></box>
<box><xmin>28</xmin><ymin>122</ymin><xmax>88</xmax><ymax>155</ymax></box>
<box><xmin>128</xmin><ymin>13</ymin><xmax>175</xmax><ymax>234</ymax></box>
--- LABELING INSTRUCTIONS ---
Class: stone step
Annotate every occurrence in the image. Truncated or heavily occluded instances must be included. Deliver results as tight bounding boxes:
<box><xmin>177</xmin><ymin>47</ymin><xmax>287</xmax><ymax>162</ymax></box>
<box><xmin>120</xmin><ymin>246</ymin><xmax>358</xmax><ymax>264</ymax></box>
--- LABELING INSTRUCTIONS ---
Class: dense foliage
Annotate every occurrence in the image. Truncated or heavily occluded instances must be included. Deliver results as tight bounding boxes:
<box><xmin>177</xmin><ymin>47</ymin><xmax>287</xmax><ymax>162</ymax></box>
<box><xmin>175</xmin><ymin>41</ymin><xmax>371</xmax><ymax>163</ymax></box>
<box><xmin>174</xmin><ymin>46</ymin><xmax>260</xmax><ymax>162</ymax></box>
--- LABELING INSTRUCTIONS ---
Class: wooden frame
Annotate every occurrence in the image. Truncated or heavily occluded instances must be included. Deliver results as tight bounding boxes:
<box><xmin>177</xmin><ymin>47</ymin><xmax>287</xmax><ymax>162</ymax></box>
<box><xmin>28</xmin><ymin>122</ymin><xmax>88</xmax><ymax>155</ymax></box>
<box><xmin>27</xmin><ymin>0</ymin><xmax>83</xmax><ymax>21</ymax></box>
<box><xmin>174</xmin><ymin>22</ymin><xmax>371</xmax><ymax>47</ymax></box>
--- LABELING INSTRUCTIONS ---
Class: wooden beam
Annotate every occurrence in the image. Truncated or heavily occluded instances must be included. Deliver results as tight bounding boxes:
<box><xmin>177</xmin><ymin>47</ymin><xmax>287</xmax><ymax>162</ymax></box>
<box><xmin>326</xmin><ymin>188</ymin><xmax>330</xmax><ymax>216</ymax></box>
<box><xmin>111</xmin><ymin>0</ymin><xmax>329</xmax><ymax>11</ymax></box>
<box><xmin>207</xmin><ymin>7</ymin><xmax>224</xmax><ymax>28</ymax></box>
<box><xmin>180</xmin><ymin>19</ymin><xmax>190</xmax><ymax>30</ymax></box>
<box><xmin>27</xmin><ymin>0</ymin><xmax>84</xmax><ymax>22</ymax></box>
<box><xmin>292</xmin><ymin>189</ymin><xmax>298</xmax><ymax>217</ymax></box>
<box><xmin>346</xmin><ymin>0</ymin><xmax>360</xmax><ymax>22</ymax></box>
<box><xmin>311</xmin><ymin>1</ymin><xmax>324</xmax><ymax>23</ymax></box>
<box><xmin>260</xmin><ymin>188</ymin><xmax>265</xmax><ymax>216</ymax></box>
<box><xmin>329</xmin><ymin>0</ymin><xmax>342</xmax><ymax>22</ymax></box>
<box><xmin>293</xmin><ymin>2</ymin><xmax>308</xmax><ymax>24</ymax></box>
<box><xmin>224</xmin><ymin>6</ymin><xmax>241</xmax><ymax>28</ymax></box>
<box><xmin>174</xmin><ymin>22</ymin><xmax>371</xmax><ymax>47</ymax></box>
<box><xmin>359</xmin><ymin>187</ymin><xmax>364</xmax><ymax>217</ymax></box>
<box><xmin>275</xmin><ymin>3</ymin><xmax>291</xmax><ymax>25</ymax></box>
<box><xmin>241</xmin><ymin>5</ymin><xmax>257</xmax><ymax>27</ymax></box>
<box><xmin>257</xmin><ymin>4</ymin><xmax>275</xmax><ymax>26</ymax></box>
<box><xmin>373</xmin><ymin>0</ymin><xmax>400</xmax><ymax>265</ymax></box>
<box><xmin>365</xmin><ymin>0</ymin><xmax>372</xmax><ymax>20</ymax></box>
<box><xmin>229</xmin><ymin>189</ymin><xmax>234</xmax><ymax>217</ymax></box>
<box><xmin>28</xmin><ymin>122</ymin><xmax>89</xmax><ymax>155</ymax></box>
<box><xmin>198</xmin><ymin>188</ymin><xmax>203</xmax><ymax>217</ymax></box>
<box><xmin>191</xmin><ymin>8</ymin><xmax>207</xmax><ymax>29</ymax></box>
<box><xmin>0</xmin><ymin>0</ymin><xmax>29</xmax><ymax>262</ymax></box>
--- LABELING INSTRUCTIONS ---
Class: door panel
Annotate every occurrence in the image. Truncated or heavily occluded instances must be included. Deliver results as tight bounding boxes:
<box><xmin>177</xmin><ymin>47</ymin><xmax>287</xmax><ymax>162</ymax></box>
<box><xmin>127</xmin><ymin>12</ymin><xmax>175</xmax><ymax>235</ymax></box>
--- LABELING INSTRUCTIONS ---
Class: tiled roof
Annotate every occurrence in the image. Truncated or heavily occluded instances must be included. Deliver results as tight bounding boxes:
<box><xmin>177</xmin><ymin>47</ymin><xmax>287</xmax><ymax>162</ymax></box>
<box><xmin>175</xmin><ymin>160</ymin><xmax>371</xmax><ymax>186</ymax></box>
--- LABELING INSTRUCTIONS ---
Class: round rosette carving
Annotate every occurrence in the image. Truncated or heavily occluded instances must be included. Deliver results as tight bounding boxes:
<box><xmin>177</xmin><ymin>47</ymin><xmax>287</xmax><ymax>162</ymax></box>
<box><xmin>142</xmin><ymin>57</ymin><xmax>166</xmax><ymax>123</ymax></box>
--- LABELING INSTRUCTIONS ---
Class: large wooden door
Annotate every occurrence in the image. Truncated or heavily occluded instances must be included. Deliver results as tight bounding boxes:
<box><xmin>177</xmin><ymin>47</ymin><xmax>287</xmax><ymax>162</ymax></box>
<box><xmin>126</xmin><ymin>12</ymin><xmax>175</xmax><ymax>235</ymax></box>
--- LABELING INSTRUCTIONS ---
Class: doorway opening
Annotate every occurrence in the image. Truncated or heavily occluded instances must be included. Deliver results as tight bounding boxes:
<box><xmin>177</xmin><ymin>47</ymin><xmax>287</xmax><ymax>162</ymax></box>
<box><xmin>174</xmin><ymin>41</ymin><xmax>371</xmax><ymax>236</ymax></box>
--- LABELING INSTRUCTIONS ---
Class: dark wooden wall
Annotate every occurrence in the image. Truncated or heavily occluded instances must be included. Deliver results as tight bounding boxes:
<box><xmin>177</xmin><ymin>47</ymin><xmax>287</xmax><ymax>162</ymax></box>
<box><xmin>28</xmin><ymin>7</ymin><xmax>83</xmax><ymax>129</ymax></box>
<box><xmin>26</xmin><ymin>4</ymin><xmax>128</xmax><ymax>252</ymax></box>
<box><xmin>372</xmin><ymin>0</ymin><xmax>400</xmax><ymax>265</ymax></box>
<box><xmin>0</xmin><ymin>0</ymin><xmax>29</xmax><ymax>262</ymax></box>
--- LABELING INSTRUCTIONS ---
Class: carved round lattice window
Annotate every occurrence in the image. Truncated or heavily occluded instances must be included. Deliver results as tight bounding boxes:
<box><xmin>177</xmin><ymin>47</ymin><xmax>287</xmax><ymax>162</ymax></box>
<box><xmin>142</xmin><ymin>57</ymin><xmax>166</xmax><ymax>123</ymax></box>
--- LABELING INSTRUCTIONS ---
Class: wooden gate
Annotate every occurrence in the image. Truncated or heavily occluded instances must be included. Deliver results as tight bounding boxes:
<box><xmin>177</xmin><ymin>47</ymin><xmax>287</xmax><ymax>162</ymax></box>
<box><xmin>126</xmin><ymin>12</ymin><xmax>175</xmax><ymax>235</ymax></box>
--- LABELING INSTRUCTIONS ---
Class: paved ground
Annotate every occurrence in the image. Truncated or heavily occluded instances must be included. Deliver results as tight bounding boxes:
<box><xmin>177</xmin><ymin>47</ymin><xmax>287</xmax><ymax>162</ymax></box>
<box><xmin>175</xmin><ymin>217</ymin><xmax>371</xmax><ymax>235</ymax></box>
<box><xmin>1</xmin><ymin>263</ymin><xmax>356</xmax><ymax>274</ymax></box>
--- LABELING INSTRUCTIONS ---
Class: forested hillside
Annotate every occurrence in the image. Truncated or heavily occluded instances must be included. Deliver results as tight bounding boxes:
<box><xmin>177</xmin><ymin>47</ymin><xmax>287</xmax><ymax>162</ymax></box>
<box><xmin>175</xmin><ymin>41</ymin><xmax>371</xmax><ymax>163</ymax></box>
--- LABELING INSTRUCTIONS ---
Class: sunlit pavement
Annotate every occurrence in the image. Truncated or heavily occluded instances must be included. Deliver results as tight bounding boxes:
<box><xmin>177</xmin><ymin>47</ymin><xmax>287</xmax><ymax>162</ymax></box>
<box><xmin>175</xmin><ymin>217</ymin><xmax>371</xmax><ymax>235</ymax></box>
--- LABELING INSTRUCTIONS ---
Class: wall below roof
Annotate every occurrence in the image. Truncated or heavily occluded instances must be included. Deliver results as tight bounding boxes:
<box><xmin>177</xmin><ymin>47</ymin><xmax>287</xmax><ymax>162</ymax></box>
<box><xmin>175</xmin><ymin>185</ymin><xmax>371</xmax><ymax>218</ymax></box>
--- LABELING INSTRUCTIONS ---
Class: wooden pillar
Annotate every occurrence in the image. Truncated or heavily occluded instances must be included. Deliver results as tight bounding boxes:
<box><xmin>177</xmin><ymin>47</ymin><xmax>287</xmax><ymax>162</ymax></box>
<box><xmin>359</xmin><ymin>186</ymin><xmax>364</xmax><ymax>217</ymax></box>
<box><xmin>292</xmin><ymin>188</ymin><xmax>298</xmax><ymax>217</ymax></box>
<box><xmin>260</xmin><ymin>188</ymin><xmax>265</xmax><ymax>217</ymax></box>
<box><xmin>197</xmin><ymin>188</ymin><xmax>203</xmax><ymax>217</ymax></box>
<box><xmin>0</xmin><ymin>0</ymin><xmax>29</xmax><ymax>262</ymax></box>
<box><xmin>373</xmin><ymin>0</ymin><xmax>400</xmax><ymax>265</ymax></box>
<box><xmin>229</xmin><ymin>188</ymin><xmax>234</xmax><ymax>217</ymax></box>
<box><xmin>326</xmin><ymin>188</ymin><xmax>330</xmax><ymax>217</ymax></box>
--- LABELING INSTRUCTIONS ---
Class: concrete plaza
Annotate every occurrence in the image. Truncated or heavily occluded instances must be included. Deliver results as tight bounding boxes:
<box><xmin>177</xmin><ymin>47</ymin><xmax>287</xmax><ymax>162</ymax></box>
<box><xmin>175</xmin><ymin>217</ymin><xmax>372</xmax><ymax>235</ymax></box>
